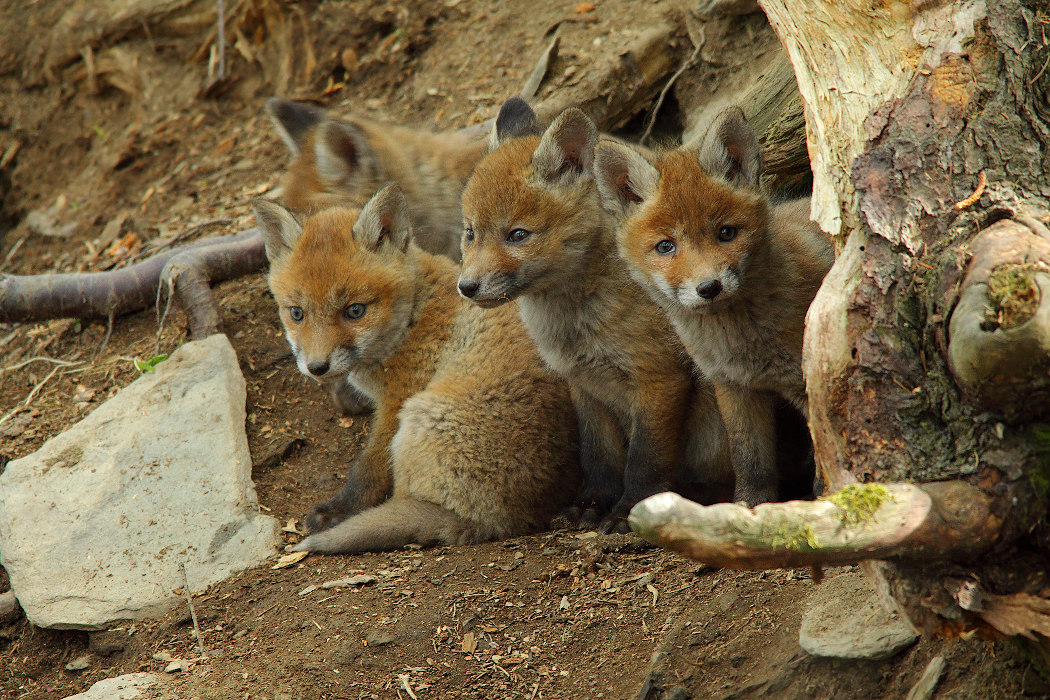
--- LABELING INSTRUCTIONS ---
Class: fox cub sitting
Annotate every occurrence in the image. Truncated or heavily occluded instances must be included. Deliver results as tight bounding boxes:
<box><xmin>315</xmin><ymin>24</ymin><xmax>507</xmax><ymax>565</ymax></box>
<box><xmin>458</xmin><ymin>98</ymin><xmax>729</xmax><ymax>533</ymax></box>
<box><xmin>594</xmin><ymin>107</ymin><xmax>834</xmax><ymax>506</ymax></box>
<box><xmin>253</xmin><ymin>185</ymin><xmax>579</xmax><ymax>553</ymax></box>
<box><xmin>266</xmin><ymin>97</ymin><xmax>487</xmax><ymax>261</ymax></box>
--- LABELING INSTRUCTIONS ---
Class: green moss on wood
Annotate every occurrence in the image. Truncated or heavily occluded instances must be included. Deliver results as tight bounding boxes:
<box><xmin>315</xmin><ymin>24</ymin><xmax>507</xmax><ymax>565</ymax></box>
<box><xmin>822</xmin><ymin>483</ymin><xmax>892</xmax><ymax>527</ymax></box>
<box><xmin>771</xmin><ymin>524</ymin><xmax>819</xmax><ymax>552</ymax></box>
<box><xmin>987</xmin><ymin>263</ymin><xmax>1040</xmax><ymax>330</ymax></box>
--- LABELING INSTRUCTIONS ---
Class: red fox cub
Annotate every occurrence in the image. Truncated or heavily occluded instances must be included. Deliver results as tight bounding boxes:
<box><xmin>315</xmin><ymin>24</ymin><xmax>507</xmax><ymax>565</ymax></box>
<box><xmin>457</xmin><ymin>98</ymin><xmax>729</xmax><ymax>533</ymax></box>
<box><xmin>265</xmin><ymin>98</ymin><xmax>487</xmax><ymax>261</ymax></box>
<box><xmin>594</xmin><ymin>107</ymin><xmax>834</xmax><ymax>506</ymax></box>
<box><xmin>252</xmin><ymin>185</ymin><xmax>579</xmax><ymax>553</ymax></box>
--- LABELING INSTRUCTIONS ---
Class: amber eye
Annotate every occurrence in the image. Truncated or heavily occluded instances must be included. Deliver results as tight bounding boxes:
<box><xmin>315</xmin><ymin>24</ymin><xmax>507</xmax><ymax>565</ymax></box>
<box><xmin>654</xmin><ymin>240</ymin><xmax>676</xmax><ymax>255</ymax></box>
<box><xmin>506</xmin><ymin>228</ymin><xmax>532</xmax><ymax>244</ymax></box>
<box><xmin>288</xmin><ymin>306</ymin><xmax>304</xmax><ymax>322</ymax></box>
<box><xmin>344</xmin><ymin>303</ymin><xmax>367</xmax><ymax>321</ymax></box>
<box><xmin>718</xmin><ymin>226</ymin><xmax>739</xmax><ymax>242</ymax></box>
<box><xmin>464</xmin><ymin>228</ymin><xmax>475</xmax><ymax>243</ymax></box>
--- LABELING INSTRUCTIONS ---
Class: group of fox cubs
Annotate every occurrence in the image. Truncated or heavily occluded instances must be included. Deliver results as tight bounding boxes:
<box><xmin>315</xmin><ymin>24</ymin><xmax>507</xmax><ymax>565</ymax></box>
<box><xmin>253</xmin><ymin>95</ymin><xmax>834</xmax><ymax>555</ymax></box>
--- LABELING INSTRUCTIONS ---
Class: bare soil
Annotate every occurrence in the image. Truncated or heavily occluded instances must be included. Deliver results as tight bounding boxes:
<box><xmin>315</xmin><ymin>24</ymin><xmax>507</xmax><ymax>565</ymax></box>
<box><xmin>0</xmin><ymin>1</ymin><xmax>1041</xmax><ymax>698</ymax></box>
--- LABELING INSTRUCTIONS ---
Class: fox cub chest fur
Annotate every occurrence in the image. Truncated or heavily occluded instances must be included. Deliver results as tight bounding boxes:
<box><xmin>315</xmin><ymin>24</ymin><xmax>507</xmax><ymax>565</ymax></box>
<box><xmin>595</xmin><ymin>107</ymin><xmax>834</xmax><ymax>505</ymax></box>
<box><xmin>458</xmin><ymin>98</ymin><xmax>729</xmax><ymax>533</ymax></box>
<box><xmin>254</xmin><ymin>185</ymin><xmax>579</xmax><ymax>554</ymax></box>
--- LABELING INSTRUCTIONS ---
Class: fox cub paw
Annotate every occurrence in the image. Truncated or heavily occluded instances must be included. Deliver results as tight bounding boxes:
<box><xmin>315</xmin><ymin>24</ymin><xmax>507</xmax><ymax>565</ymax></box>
<box><xmin>303</xmin><ymin>501</ymin><xmax>350</xmax><ymax>534</ymax></box>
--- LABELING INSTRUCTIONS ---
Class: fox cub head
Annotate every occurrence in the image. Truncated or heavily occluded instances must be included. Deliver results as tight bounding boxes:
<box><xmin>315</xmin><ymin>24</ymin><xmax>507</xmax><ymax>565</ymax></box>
<box><xmin>265</xmin><ymin>97</ymin><xmax>385</xmax><ymax>214</ymax></box>
<box><xmin>595</xmin><ymin>107</ymin><xmax>770</xmax><ymax>312</ymax></box>
<box><xmin>252</xmin><ymin>185</ymin><xmax>419</xmax><ymax>384</ymax></box>
<box><xmin>458</xmin><ymin>98</ymin><xmax>604</xmax><ymax>306</ymax></box>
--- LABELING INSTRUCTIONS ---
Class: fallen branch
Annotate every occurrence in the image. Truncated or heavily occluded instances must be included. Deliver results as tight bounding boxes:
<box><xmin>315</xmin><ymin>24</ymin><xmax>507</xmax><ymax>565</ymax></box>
<box><xmin>0</xmin><ymin>228</ymin><xmax>264</xmax><ymax>339</ymax></box>
<box><xmin>628</xmin><ymin>481</ymin><xmax>1000</xmax><ymax>569</ymax></box>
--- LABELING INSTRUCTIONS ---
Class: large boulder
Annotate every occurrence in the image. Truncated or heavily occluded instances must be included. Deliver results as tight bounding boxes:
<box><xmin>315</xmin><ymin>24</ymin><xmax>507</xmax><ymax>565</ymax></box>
<box><xmin>0</xmin><ymin>333</ymin><xmax>278</xmax><ymax>629</ymax></box>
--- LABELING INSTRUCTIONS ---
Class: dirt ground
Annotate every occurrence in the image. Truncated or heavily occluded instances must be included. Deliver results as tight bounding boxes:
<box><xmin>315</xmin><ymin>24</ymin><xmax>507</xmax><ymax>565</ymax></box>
<box><xmin>0</xmin><ymin>0</ymin><xmax>1044</xmax><ymax>698</ymax></box>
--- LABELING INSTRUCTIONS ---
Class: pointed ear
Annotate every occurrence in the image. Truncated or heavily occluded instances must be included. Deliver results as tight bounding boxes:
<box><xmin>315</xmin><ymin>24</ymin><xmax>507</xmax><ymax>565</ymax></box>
<box><xmin>265</xmin><ymin>98</ymin><xmax>325</xmax><ymax>156</ymax></box>
<box><xmin>252</xmin><ymin>198</ymin><xmax>303</xmax><ymax>264</ymax></box>
<box><xmin>594</xmin><ymin>141</ymin><xmax>659</xmax><ymax>219</ymax></box>
<box><xmin>532</xmin><ymin>108</ymin><xmax>598</xmax><ymax>183</ymax></box>
<box><xmin>354</xmin><ymin>184</ymin><xmax>412</xmax><ymax>254</ymax></box>
<box><xmin>314</xmin><ymin>119</ymin><xmax>378</xmax><ymax>185</ymax></box>
<box><xmin>489</xmin><ymin>96</ymin><xmax>542</xmax><ymax>151</ymax></box>
<box><xmin>698</xmin><ymin>107</ymin><xmax>763</xmax><ymax>189</ymax></box>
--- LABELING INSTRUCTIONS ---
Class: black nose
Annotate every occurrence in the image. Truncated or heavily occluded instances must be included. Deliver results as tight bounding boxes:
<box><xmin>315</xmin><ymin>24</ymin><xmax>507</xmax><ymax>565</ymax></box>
<box><xmin>458</xmin><ymin>279</ymin><xmax>480</xmax><ymax>298</ymax></box>
<box><xmin>307</xmin><ymin>361</ymin><xmax>330</xmax><ymax>376</ymax></box>
<box><xmin>696</xmin><ymin>279</ymin><xmax>723</xmax><ymax>300</ymax></box>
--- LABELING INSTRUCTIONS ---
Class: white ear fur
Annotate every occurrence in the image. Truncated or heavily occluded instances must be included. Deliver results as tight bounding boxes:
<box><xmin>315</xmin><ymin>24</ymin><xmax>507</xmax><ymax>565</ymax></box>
<box><xmin>532</xmin><ymin>108</ymin><xmax>598</xmax><ymax>182</ymax></box>
<box><xmin>594</xmin><ymin>141</ymin><xmax>660</xmax><ymax>219</ymax></box>
<box><xmin>252</xmin><ymin>198</ymin><xmax>304</xmax><ymax>264</ymax></box>
<box><xmin>353</xmin><ymin>184</ymin><xmax>412</xmax><ymax>254</ymax></box>
<box><xmin>697</xmin><ymin>106</ymin><xmax>763</xmax><ymax>189</ymax></box>
<box><xmin>314</xmin><ymin>119</ymin><xmax>377</xmax><ymax>185</ymax></box>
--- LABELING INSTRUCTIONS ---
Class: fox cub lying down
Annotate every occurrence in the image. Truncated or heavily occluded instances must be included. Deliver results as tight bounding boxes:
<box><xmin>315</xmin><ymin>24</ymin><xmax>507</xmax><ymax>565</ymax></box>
<box><xmin>253</xmin><ymin>185</ymin><xmax>579</xmax><ymax>554</ymax></box>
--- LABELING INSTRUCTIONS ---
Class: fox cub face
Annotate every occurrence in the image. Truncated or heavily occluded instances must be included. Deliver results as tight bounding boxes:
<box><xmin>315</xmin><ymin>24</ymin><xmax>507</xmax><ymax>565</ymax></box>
<box><xmin>252</xmin><ymin>186</ymin><xmax>418</xmax><ymax>384</ymax></box>
<box><xmin>595</xmin><ymin>107</ymin><xmax>770</xmax><ymax>312</ymax></box>
<box><xmin>458</xmin><ymin>98</ymin><xmax>602</xmax><ymax>306</ymax></box>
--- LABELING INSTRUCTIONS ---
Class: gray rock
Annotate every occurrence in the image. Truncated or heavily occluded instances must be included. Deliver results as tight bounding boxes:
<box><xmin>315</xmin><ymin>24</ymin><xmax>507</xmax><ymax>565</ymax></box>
<box><xmin>799</xmin><ymin>571</ymin><xmax>919</xmax><ymax>660</ymax></box>
<box><xmin>0</xmin><ymin>590</ymin><xmax>20</xmax><ymax>624</ymax></box>
<box><xmin>61</xmin><ymin>672</ymin><xmax>168</xmax><ymax>700</ymax></box>
<box><xmin>0</xmin><ymin>334</ymin><xmax>278</xmax><ymax>630</ymax></box>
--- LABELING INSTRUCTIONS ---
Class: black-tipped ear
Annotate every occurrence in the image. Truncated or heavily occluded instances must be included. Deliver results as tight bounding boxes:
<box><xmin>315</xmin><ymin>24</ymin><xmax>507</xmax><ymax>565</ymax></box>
<box><xmin>532</xmin><ymin>108</ymin><xmax>598</xmax><ymax>183</ymax></box>
<box><xmin>252</xmin><ymin>198</ymin><xmax>304</xmax><ymax>264</ymax></box>
<box><xmin>490</xmin><ymin>97</ymin><xmax>541</xmax><ymax>151</ymax></box>
<box><xmin>698</xmin><ymin>106</ymin><xmax>763</xmax><ymax>189</ymax></box>
<box><xmin>265</xmin><ymin>98</ymin><xmax>325</xmax><ymax>156</ymax></box>
<box><xmin>594</xmin><ymin>141</ymin><xmax>659</xmax><ymax>219</ymax></box>
<box><xmin>314</xmin><ymin>119</ymin><xmax>377</xmax><ymax>186</ymax></box>
<box><xmin>354</xmin><ymin>184</ymin><xmax>412</xmax><ymax>254</ymax></box>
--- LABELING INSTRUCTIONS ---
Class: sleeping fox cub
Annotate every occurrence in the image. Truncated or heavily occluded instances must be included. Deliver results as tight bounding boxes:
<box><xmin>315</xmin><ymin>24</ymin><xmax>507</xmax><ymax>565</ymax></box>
<box><xmin>253</xmin><ymin>185</ymin><xmax>579</xmax><ymax>553</ymax></box>
<box><xmin>594</xmin><ymin>107</ymin><xmax>834</xmax><ymax>505</ymax></box>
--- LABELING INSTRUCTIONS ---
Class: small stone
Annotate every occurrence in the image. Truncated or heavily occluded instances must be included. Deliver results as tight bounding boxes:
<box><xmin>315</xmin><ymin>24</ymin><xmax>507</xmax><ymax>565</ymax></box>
<box><xmin>0</xmin><ymin>591</ymin><xmax>21</xmax><ymax>624</ymax></box>
<box><xmin>65</xmin><ymin>654</ymin><xmax>92</xmax><ymax>671</ymax></box>
<box><xmin>364</xmin><ymin>629</ymin><xmax>395</xmax><ymax>647</ymax></box>
<box><xmin>0</xmin><ymin>335</ymin><xmax>278</xmax><ymax>630</ymax></box>
<box><xmin>61</xmin><ymin>672</ymin><xmax>168</xmax><ymax>700</ymax></box>
<box><xmin>340</xmin><ymin>48</ymin><xmax>359</xmax><ymax>74</ymax></box>
<box><xmin>799</xmin><ymin>572</ymin><xmax>919</xmax><ymax>660</ymax></box>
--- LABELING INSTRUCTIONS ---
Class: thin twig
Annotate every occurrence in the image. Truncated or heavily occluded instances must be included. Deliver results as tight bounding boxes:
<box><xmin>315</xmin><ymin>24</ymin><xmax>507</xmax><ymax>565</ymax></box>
<box><xmin>155</xmin><ymin>275</ymin><xmax>176</xmax><ymax>354</ymax></box>
<box><xmin>182</xmin><ymin>563</ymin><xmax>208</xmax><ymax>658</ymax></box>
<box><xmin>2</xmin><ymin>356</ymin><xmax>82</xmax><ymax>373</ymax></box>
<box><xmin>131</xmin><ymin>218</ymin><xmax>233</xmax><ymax>264</ymax></box>
<box><xmin>216</xmin><ymin>0</ymin><xmax>226</xmax><ymax>81</ymax></box>
<box><xmin>95</xmin><ymin>313</ymin><xmax>114</xmax><ymax>361</ymax></box>
<box><xmin>0</xmin><ymin>234</ymin><xmax>27</xmax><ymax>272</ymax></box>
<box><xmin>398</xmin><ymin>675</ymin><xmax>419</xmax><ymax>700</ymax></box>
<box><xmin>640</xmin><ymin>29</ymin><xmax>704</xmax><ymax>145</ymax></box>
<box><xmin>0</xmin><ymin>363</ymin><xmax>67</xmax><ymax>426</ymax></box>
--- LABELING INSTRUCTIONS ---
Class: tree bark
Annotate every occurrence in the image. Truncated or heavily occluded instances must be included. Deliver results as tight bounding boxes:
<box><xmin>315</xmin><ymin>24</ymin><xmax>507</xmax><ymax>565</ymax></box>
<box><xmin>631</xmin><ymin>0</ymin><xmax>1050</xmax><ymax>660</ymax></box>
<box><xmin>767</xmin><ymin>0</ymin><xmax>1050</xmax><ymax>651</ymax></box>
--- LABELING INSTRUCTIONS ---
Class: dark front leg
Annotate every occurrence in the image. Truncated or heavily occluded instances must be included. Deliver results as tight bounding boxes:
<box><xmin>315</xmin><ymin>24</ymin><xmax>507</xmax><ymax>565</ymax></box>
<box><xmin>303</xmin><ymin>401</ymin><xmax>400</xmax><ymax>533</ymax></box>
<box><xmin>562</xmin><ymin>388</ymin><xmax>626</xmax><ymax>527</ymax></box>
<box><xmin>716</xmin><ymin>385</ymin><xmax>778</xmax><ymax>507</ymax></box>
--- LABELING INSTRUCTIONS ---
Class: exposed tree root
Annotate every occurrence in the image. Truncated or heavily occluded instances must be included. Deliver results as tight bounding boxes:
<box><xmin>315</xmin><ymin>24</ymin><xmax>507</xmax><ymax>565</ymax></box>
<box><xmin>0</xmin><ymin>228</ymin><xmax>264</xmax><ymax>339</ymax></box>
<box><xmin>629</xmin><ymin>480</ymin><xmax>1000</xmax><ymax>570</ymax></box>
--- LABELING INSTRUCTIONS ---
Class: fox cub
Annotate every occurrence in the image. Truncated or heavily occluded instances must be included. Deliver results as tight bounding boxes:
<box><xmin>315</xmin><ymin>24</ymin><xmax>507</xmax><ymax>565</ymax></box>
<box><xmin>266</xmin><ymin>98</ymin><xmax>487</xmax><ymax>261</ymax></box>
<box><xmin>594</xmin><ymin>107</ymin><xmax>834</xmax><ymax>506</ymax></box>
<box><xmin>457</xmin><ymin>98</ymin><xmax>729</xmax><ymax>533</ymax></box>
<box><xmin>253</xmin><ymin>185</ymin><xmax>579</xmax><ymax>553</ymax></box>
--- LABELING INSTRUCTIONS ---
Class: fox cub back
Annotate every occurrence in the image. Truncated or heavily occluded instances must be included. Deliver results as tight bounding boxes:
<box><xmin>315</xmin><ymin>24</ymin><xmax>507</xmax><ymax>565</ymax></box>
<box><xmin>254</xmin><ymin>185</ymin><xmax>579</xmax><ymax>553</ymax></box>
<box><xmin>266</xmin><ymin>98</ymin><xmax>487</xmax><ymax>261</ymax></box>
<box><xmin>594</xmin><ymin>107</ymin><xmax>834</xmax><ymax>505</ymax></box>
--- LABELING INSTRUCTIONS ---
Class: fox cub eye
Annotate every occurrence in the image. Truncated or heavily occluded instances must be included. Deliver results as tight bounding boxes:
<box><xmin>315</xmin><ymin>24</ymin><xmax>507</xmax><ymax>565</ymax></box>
<box><xmin>718</xmin><ymin>226</ymin><xmax>739</xmax><ymax>242</ymax></box>
<box><xmin>344</xmin><ymin>303</ymin><xmax>367</xmax><ymax>321</ymax></box>
<box><xmin>464</xmin><ymin>228</ymin><xmax>474</xmax><ymax>243</ymax></box>
<box><xmin>506</xmin><ymin>228</ymin><xmax>532</xmax><ymax>244</ymax></box>
<box><xmin>288</xmin><ymin>306</ymin><xmax>304</xmax><ymax>322</ymax></box>
<box><xmin>654</xmin><ymin>240</ymin><xmax>676</xmax><ymax>255</ymax></box>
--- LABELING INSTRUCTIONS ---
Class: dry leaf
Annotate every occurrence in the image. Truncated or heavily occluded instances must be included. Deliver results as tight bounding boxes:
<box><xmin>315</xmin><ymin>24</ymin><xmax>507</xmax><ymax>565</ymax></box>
<box><xmin>574</xmin><ymin>2</ymin><xmax>596</xmax><ymax>12</ymax></box>
<box><xmin>272</xmin><ymin>550</ymin><xmax>309</xmax><ymax>569</ymax></box>
<box><xmin>646</xmin><ymin>582</ymin><xmax>659</xmax><ymax>606</ymax></box>
<box><xmin>978</xmin><ymin>591</ymin><xmax>1050</xmax><ymax>640</ymax></box>
<box><xmin>281</xmin><ymin>519</ymin><xmax>302</xmax><ymax>535</ymax></box>
<box><xmin>74</xmin><ymin>384</ymin><xmax>96</xmax><ymax>402</ymax></box>
<box><xmin>461</xmin><ymin>631</ymin><xmax>477</xmax><ymax>653</ymax></box>
<box><xmin>298</xmin><ymin>585</ymin><xmax>317</xmax><ymax>596</ymax></box>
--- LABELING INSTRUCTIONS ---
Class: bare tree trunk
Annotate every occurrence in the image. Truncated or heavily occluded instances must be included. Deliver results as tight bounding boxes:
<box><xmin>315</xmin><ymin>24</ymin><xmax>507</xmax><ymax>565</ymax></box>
<box><xmin>634</xmin><ymin>0</ymin><xmax>1050</xmax><ymax>667</ymax></box>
